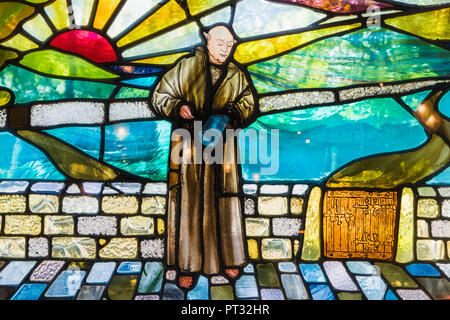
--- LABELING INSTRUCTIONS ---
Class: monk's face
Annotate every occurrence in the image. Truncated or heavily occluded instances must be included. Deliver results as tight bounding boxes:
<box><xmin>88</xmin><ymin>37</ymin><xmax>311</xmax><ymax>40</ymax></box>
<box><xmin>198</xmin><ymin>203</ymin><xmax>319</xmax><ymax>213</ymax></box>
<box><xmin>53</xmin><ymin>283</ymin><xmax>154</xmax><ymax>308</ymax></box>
<box><xmin>204</xmin><ymin>26</ymin><xmax>236</xmax><ymax>65</ymax></box>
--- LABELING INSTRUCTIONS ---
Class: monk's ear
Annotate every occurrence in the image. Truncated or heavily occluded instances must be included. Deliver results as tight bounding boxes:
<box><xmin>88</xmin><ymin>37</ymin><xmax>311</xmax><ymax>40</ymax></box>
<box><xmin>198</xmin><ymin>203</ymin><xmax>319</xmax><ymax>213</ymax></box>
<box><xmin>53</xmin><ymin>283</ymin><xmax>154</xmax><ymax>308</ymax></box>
<box><xmin>203</xmin><ymin>31</ymin><xmax>210</xmax><ymax>41</ymax></box>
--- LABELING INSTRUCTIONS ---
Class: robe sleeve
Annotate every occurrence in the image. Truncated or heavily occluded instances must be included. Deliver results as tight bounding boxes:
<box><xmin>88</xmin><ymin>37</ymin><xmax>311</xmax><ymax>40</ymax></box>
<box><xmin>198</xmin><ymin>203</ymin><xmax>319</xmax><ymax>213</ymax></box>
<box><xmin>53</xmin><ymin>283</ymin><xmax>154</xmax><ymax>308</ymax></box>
<box><xmin>151</xmin><ymin>60</ymin><xmax>186</xmax><ymax>119</ymax></box>
<box><xmin>229</xmin><ymin>72</ymin><xmax>256</xmax><ymax>128</ymax></box>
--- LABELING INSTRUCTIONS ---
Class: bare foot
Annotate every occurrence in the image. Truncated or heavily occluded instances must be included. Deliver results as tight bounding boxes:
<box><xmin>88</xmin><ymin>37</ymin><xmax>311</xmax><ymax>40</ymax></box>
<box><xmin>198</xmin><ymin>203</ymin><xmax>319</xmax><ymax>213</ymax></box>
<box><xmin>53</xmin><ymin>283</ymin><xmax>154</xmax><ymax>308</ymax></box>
<box><xmin>179</xmin><ymin>275</ymin><xmax>193</xmax><ymax>289</ymax></box>
<box><xmin>225</xmin><ymin>268</ymin><xmax>239</xmax><ymax>279</ymax></box>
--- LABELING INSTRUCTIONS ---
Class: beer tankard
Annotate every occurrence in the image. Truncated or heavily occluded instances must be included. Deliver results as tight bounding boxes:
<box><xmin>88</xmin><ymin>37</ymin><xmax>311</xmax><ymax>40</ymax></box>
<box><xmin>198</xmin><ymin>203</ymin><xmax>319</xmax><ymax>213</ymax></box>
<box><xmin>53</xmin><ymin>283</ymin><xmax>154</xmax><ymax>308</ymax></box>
<box><xmin>199</xmin><ymin>113</ymin><xmax>230</xmax><ymax>147</ymax></box>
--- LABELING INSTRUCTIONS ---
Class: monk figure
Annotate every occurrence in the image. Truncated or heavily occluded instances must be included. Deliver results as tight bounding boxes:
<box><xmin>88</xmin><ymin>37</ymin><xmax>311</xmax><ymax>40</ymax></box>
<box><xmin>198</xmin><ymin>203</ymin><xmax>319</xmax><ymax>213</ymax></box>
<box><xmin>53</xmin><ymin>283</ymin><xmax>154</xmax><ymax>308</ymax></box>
<box><xmin>152</xmin><ymin>25</ymin><xmax>256</xmax><ymax>288</ymax></box>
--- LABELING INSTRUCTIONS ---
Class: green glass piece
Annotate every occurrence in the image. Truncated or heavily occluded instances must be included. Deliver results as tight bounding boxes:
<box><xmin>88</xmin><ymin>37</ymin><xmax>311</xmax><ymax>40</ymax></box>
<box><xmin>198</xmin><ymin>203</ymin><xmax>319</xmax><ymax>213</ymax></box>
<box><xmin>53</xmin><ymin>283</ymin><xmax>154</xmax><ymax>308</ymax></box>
<box><xmin>19</xmin><ymin>50</ymin><xmax>119</xmax><ymax>79</ymax></box>
<box><xmin>115</xmin><ymin>87</ymin><xmax>150</xmax><ymax>99</ymax></box>
<box><xmin>396</xmin><ymin>188</ymin><xmax>415</xmax><ymax>263</ymax></box>
<box><xmin>248</xmin><ymin>28</ymin><xmax>450</xmax><ymax>93</ymax></box>
<box><xmin>326</xmin><ymin>134</ymin><xmax>450</xmax><ymax>189</ymax></box>
<box><xmin>16</xmin><ymin>130</ymin><xmax>119</xmax><ymax>181</ymax></box>
<box><xmin>0</xmin><ymin>49</ymin><xmax>18</xmax><ymax>68</ymax></box>
<box><xmin>337</xmin><ymin>292</ymin><xmax>362</xmax><ymax>300</ymax></box>
<box><xmin>374</xmin><ymin>263</ymin><xmax>418</xmax><ymax>289</ymax></box>
<box><xmin>108</xmin><ymin>275</ymin><xmax>138</xmax><ymax>300</ymax></box>
<box><xmin>0</xmin><ymin>65</ymin><xmax>115</xmax><ymax>104</ymax></box>
<box><xmin>0</xmin><ymin>2</ymin><xmax>34</xmax><ymax>40</ymax></box>
<box><xmin>211</xmin><ymin>286</ymin><xmax>234</xmax><ymax>300</ymax></box>
<box><xmin>137</xmin><ymin>262</ymin><xmax>164</xmax><ymax>294</ymax></box>
<box><xmin>301</xmin><ymin>187</ymin><xmax>321</xmax><ymax>261</ymax></box>
<box><xmin>256</xmin><ymin>263</ymin><xmax>280</xmax><ymax>287</ymax></box>
<box><xmin>401</xmin><ymin>90</ymin><xmax>432</xmax><ymax>112</ymax></box>
<box><xmin>416</xmin><ymin>278</ymin><xmax>450</xmax><ymax>300</ymax></box>
<box><xmin>417</xmin><ymin>187</ymin><xmax>436</xmax><ymax>197</ymax></box>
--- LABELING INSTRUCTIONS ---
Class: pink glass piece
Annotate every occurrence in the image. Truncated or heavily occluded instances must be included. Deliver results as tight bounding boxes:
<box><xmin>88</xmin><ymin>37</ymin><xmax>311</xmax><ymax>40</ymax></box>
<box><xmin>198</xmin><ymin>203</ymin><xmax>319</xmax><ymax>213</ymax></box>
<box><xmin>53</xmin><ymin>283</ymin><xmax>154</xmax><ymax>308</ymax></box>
<box><xmin>276</xmin><ymin>0</ymin><xmax>393</xmax><ymax>13</ymax></box>
<box><xmin>50</xmin><ymin>30</ymin><xmax>117</xmax><ymax>63</ymax></box>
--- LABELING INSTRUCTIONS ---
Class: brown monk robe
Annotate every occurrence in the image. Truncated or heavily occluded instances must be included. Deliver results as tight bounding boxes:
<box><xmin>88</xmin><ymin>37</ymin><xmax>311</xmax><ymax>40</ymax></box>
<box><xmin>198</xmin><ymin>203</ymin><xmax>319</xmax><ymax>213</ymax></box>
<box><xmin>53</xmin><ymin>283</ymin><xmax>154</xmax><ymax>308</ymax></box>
<box><xmin>151</xmin><ymin>43</ymin><xmax>256</xmax><ymax>277</ymax></box>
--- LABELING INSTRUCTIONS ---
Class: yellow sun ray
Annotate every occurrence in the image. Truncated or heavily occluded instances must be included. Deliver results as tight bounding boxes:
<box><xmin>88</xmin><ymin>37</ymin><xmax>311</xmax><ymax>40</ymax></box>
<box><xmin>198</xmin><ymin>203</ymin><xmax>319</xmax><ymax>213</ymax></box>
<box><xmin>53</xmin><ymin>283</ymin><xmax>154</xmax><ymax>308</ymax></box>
<box><xmin>22</xmin><ymin>13</ymin><xmax>53</xmax><ymax>42</ymax></box>
<box><xmin>93</xmin><ymin>0</ymin><xmax>121</xmax><ymax>30</ymax></box>
<box><xmin>1</xmin><ymin>33</ymin><xmax>39</xmax><ymax>52</ymax></box>
<box><xmin>131</xmin><ymin>51</ymin><xmax>191</xmax><ymax>65</ymax></box>
<box><xmin>44</xmin><ymin>0</ymin><xmax>70</xmax><ymax>30</ymax></box>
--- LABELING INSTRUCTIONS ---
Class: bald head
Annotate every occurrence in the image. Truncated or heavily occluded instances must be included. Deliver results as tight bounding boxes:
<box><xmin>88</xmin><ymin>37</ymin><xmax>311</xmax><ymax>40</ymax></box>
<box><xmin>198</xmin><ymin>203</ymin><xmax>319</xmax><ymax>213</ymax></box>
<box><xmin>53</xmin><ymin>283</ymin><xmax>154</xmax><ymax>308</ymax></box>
<box><xmin>203</xmin><ymin>25</ymin><xmax>237</xmax><ymax>65</ymax></box>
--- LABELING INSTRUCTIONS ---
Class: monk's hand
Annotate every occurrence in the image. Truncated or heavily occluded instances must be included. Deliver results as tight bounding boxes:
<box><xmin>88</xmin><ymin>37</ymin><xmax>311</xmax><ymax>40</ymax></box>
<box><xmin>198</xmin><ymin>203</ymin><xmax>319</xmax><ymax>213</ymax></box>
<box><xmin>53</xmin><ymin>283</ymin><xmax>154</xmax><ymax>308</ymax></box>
<box><xmin>179</xmin><ymin>105</ymin><xmax>194</xmax><ymax>119</ymax></box>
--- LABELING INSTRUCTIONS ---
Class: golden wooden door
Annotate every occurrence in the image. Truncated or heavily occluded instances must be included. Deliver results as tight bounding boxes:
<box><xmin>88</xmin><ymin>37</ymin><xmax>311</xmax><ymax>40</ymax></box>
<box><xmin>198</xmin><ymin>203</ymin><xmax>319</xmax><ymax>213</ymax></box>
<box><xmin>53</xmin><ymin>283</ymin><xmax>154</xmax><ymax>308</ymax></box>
<box><xmin>323</xmin><ymin>190</ymin><xmax>398</xmax><ymax>260</ymax></box>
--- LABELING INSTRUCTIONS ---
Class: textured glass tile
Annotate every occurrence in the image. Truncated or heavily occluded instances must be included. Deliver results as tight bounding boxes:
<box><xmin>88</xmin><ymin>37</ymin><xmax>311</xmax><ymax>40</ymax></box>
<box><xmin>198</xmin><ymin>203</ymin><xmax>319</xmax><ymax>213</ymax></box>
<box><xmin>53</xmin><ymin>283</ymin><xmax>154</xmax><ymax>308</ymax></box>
<box><xmin>417</xmin><ymin>220</ymin><xmax>430</xmax><ymax>238</ymax></box>
<box><xmin>11</xmin><ymin>283</ymin><xmax>47</xmax><ymax>300</ymax></box>
<box><xmin>111</xmin><ymin>183</ymin><xmax>142</xmax><ymax>194</ymax></box>
<box><xmin>235</xmin><ymin>275</ymin><xmax>259</xmax><ymax>299</ymax></box>
<box><xmin>375</xmin><ymin>263</ymin><xmax>418</xmax><ymax>288</ymax></box>
<box><xmin>346</xmin><ymin>261</ymin><xmax>377</xmax><ymax>275</ymax></box>
<box><xmin>62</xmin><ymin>196</ymin><xmax>99</xmax><ymax>214</ymax></box>
<box><xmin>117</xmin><ymin>262</ymin><xmax>142</xmax><ymax>274</ymax></box>
<box><xmin>260</xmin><ymin>289</ymin><xmax>284</xmax><ymax>300</ymax></box>
<box><xmin>260</xmin><ymin>184</ymin><xmax>289</xmax><ymax>194</ymax></box>
<box><xmin>135</xmin><ymin>295</ymin><xmax>160</xmax><ymax>300</ymax></box>
<box><xmin>99</xmin><ymin>238</ymin><xmax>138</xmax><ymax>259</ymax></box>
<box><xmin>244</xmin><ymin>198</ymin><xmax>255</xmax><ymax>215</ymax></box>
<box><xmin>442</xmin><ymin>200</ymin><xmax>450</xmax><ymax>218</ymax></box>
<box><xmin>257</xmin><ymin>197</ymin><xmax>287</xmax><ymax>215</ymax></box>
<box><xmin>82</xmin><ymin>182</ymin><xmax>103</xmax><ymax>195</ymax></box>
<box><xmin>52</xmin><ymin>237</ymin><xmax>96</xmax><ymax>259</ymax></box>
<box><xmin>233</xmin><ymin>0</ymin><xmax>325</xmax><ymax>38</ymax></box>
<box><xmin>30</xmin><ymin>261</ymin><xmax>65</xmax><ymax>282</ymax></box>
<box><xmin>162</xmin><ymin>283</ymin><xmax>185</xmax><ymax>300</ymax></box>
<box><xmin>211</xmin><ymin>286</ymin><xmax>233</xmax><ymax>300</ymax></box>
<box><xmin>107</xmin><ymin>275</ymin><xmax>138</xmax><ymax>300</ymax></box>
<box><xmin>187</xmin><ymin>275</ymin><xmax>209</xmax><ymax>300</ymax></box>
<box><xmin>245</xmin><ymin>218</ymin><xmax>270</xmax><ymax>237</ymax></box>
<box><xmin>140</xmin><ymin>239</ymin><xmax>164</xmax><ymax>258</ymax></box>
<box><xmin>272</xmin><ymin>218</ymin><xmax>301</xmax><ymax>236</ymax></box>
<box><xmin>138</xmin><ymin>262</ymin><xmax>164</xmax><ymax>294</ymax></box>
<box><xmin>143</xmin><ymin>183</ymin><xmax>167</xmax><ymax>195</ymax></box>
<box><xmin>76</xmin><ymin>285</ymin><xmax>105</xmax><ymax>300</ymax></box>
<box><xmin>45</xmin><ymin>270</ymin><xmax>86</xmax><ymax>298</ymax></box>
<box><xmin>109</xmin><ymin>102</ymin><xmax>155</xmax><ymax>122</ymax></box>
<box><xmin>278</xmin><ymin>262</ymin><xmax>296</xmax><ymax>273</ymax></box>
<box><xmin>0</xmin><ymin>181</ymin><xmax>28</xmax><ymax>193</ymax></box>
<box><xmin>30</xmin><ymin>194</ymin><xmax>59</xmax><ymax>213</ymax></box>
<box><xmin>431</xmin><ymin>220</ymin><xmax>450</xmax><ymax>238</ymax></box>
<box><xmin>0</xmin><ymin>261</ymin><xmax>36</xmax><ymax>286</ymax></box>
<box><xmin>356</xmin><ymin>276</ymin><xmax>387</xmax><ymax>300</ymax></box>
<box><xmin>299</xmin><ymin>264</ymin><xmax>326</xmax><ymax>283</ymax></box>
<box><xmin>323</xmin><ymin>261</ymin><xmax>357</xmax><ymax>291</ymax></box>
<box><xmin>256</xmin><ymin>263</ymin><xmax>280</xmax><ymax>287</ymax></box>
<box><xmin>396</xmin><ymin>187</ymin><xmax>414</xmax><ymax>263</ymax></box>
<box><xmin>121</xmin><ymin>216</ymin><xmax>154</xmax><ymax>235</ymax></box>
<box><xmin>290</xmin><ymin>197</ymin><xmax>303</xmax><ymax>215</ymax></box>
<box><xmin>417</xmin><ymin>240</ymin><xmax>446</xmax><ymax>261</ymax></box>
<box><xmin>28</xmin><ymin>237</ymin><xmax>49</xmax><ymax>258</ymax></box>
<box><xmin>0</xmin><ymin>237</ymin><xmax>26</xmax><ymax>258</ymax></box>
<box><xmin>396</xmin><ymin>289</ymin><xmax>431</xmax><ymax>300</ymax></box>
<box><xmin>243</xmin><ymin>184</ymin><xmax>257</xmax><ymax>195</ymax></box>
<box><xmin>102</xmin><ymin>196</ymin><xmax>139</xmax><ymax>214</ymax></box>
<box><xmin>87</xmin><ymin>262</ymin><xmax>116</xmax><ymax>284</ymax></box>
<box><xmin>77</xmin><ymin>216</ymin><xmax>117</xmax><ymax>236</ymax></box>
<box><xmin>0</xmin><ymin>195</ymin><xmax>26</xmax><ymax>213</ymax></box>
<box><xmin>261</xmin><ymin>238</ymin><xmax>291</xmax><ymax>260</ymax></box>
<box><xmin>247</xmin><ymin>239</ymin><xmax>259</xmax><ymax>260</ymax></box>
<box><xmin>406</xmin><ymin>264</ymin><xmax>440</xmax><ymax>277</ymax></box>
<box><xmin>281</xmin><ymin>274</ymin><xmax>308</xmax><ymax>300</ymax></box>
<box><xmin>244</xmin><ymin>264</ymin><xmax>254</xmax><ymax>274</ymax></box>
<box><xmin>301</xmin><ymin>187</ymin><xmax>321</xmax><ymax>260</ymax></box>
<box><xmin>309</xmin><ymin>285</ymin><xmax>335</xmax><ymax>300</ymax></box>
<box><xmin>141</xmin><ymin>196</ymin><xmax>167</xmax><ymax>215</ymax></box>
<box><xmin>31</xmin><ymin>102</ymin><xmax>105</xmax><ymax>127</ymax></box>
<box><xmin>44</xmin><ymin>216</ymin><xmax>74</xmax><ymax>235</ymax></box>
<box><xmin>211</xmin><ymin>276</ymin><xmax>228</xmax><ymax>284</ymax></box>
<box><xmin>417</xmin><ymin>199</ymin><xmax>439</xmax><ymax>218</ymax></box>
<box><xmin>30</xmin><ymin>182</ymin><xmax>65</xmax><ymax>193</ymax></box>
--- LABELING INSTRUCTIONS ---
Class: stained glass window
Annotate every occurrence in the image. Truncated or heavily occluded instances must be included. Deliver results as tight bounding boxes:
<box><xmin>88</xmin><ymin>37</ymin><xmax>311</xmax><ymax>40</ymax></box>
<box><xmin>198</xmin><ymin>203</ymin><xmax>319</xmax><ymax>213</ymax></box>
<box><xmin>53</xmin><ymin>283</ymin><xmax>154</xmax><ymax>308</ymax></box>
<box><xmin>0</xmin><ymin>0</ymin><xmax>449</xmax><ymax>304</ymax></box>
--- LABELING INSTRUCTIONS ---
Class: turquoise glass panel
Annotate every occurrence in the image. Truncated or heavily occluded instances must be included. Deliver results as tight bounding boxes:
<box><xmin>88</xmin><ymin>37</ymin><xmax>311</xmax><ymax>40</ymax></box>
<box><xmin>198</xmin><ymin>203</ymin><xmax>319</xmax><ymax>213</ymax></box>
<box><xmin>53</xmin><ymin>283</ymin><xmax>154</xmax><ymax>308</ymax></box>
<box><xmin>11</xmin><ymin>284</ymin><xmax>47</xmax><ymax>300</ymax></box>
<box><xmin>0</xmin><ymin>132</ymin><xmax>65</xmax><ymax>180</ymax></box>
<box><xmin>439</xmin><ymin>90</ymin><xmax>450</xmax><ymax>118</ymax></box>
<box><xmin>426</xmin><ymin>167</ymin><xmax>450</xmax><ymax>184</ymax></box>
<box><xmin>405</xmin><ymin>264</ymin><xmax>440</xmax><ymax>277</ymax></box>
<box><xmin>44</xmin><ymin>127</ymin><xmax>101</xmax><ymax>159</ymax></box>
<box><xmin>248</xmin><ymin>28</ymin><xmax>450</xmax><ymax>93</ymax></box>
<box><xmin>121</xmin><ymin>76</ymin><xmax>157</xmax><ymax>88</ymax></box>
<box><xmin>401</xmin><ymin>90</ymin><xmax>432</xmax><ymax>111</ymax></box>
<box><xmin>104</xmin><ymin>121</ymin><xmax>171</xmax><ymax>181</ymax></box>
<box><xmin>240</xmin><ymin>98</ymin><xmax>427</xmax><ymax>182</ymax></box>
<box><xmin>0</xmin><ymin>65</ymin><xmax>115</xmax><ymax>104</ymax></box>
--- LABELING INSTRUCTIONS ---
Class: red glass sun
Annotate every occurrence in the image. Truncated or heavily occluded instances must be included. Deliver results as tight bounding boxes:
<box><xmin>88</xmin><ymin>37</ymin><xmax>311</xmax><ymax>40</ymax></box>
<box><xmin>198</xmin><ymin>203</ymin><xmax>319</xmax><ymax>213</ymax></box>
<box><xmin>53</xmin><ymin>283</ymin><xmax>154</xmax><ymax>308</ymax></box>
<box><xmin>50</xmin><ymin>30</ymin><xmax>117</xmax><ymax>63</ymax></box>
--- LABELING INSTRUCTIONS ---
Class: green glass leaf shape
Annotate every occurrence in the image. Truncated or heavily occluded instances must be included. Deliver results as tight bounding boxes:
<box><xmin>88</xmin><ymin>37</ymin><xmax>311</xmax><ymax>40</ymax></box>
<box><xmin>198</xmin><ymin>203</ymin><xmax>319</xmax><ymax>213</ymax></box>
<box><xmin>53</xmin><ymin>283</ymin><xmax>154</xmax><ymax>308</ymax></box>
<box><xmin>16</xmin><ymin>130</ymin><xmax>119</xmax><ymax>181</ymax></box>
<box><xmin>0</xmin><ymin>2</ymin><xmax>34</xmax><ymax>40</ymax></box>
<box><xmin>326</xmin><ymin>134</ymin><xmax>450</xmax><ymax>189</ymax></box>
<box><xmin>19</xmin><ymin>49</ymin><xmax>119</xmax><ymax>79</ymax></box>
